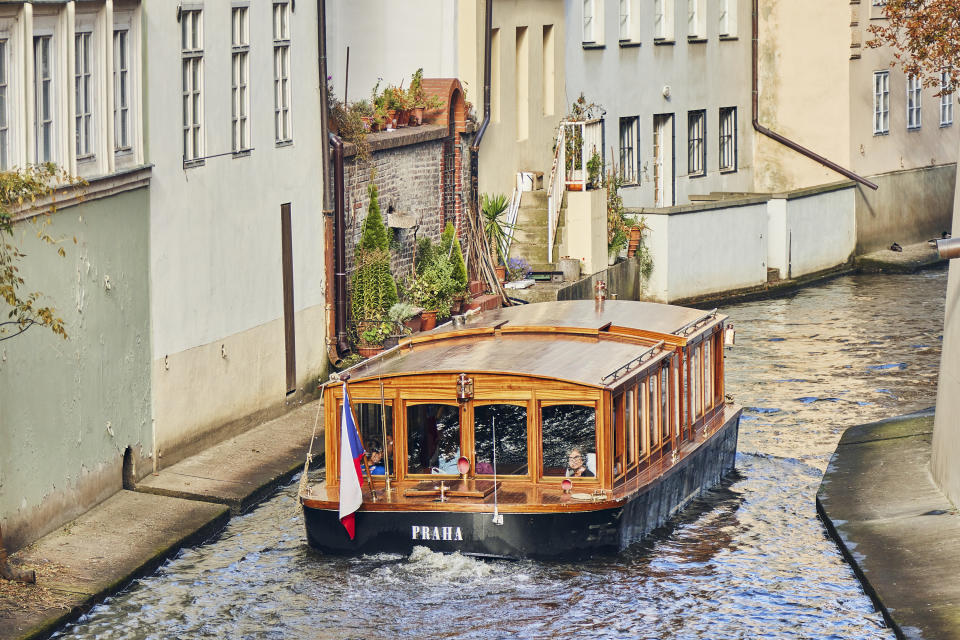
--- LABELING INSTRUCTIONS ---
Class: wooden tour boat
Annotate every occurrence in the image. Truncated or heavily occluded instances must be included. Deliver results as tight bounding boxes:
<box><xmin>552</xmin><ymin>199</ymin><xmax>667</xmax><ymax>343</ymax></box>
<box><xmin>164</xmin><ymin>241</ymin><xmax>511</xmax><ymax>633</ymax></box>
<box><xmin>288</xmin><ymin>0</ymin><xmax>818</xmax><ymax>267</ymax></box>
<box><xmin>299</xmin><ymin>298</ymin><xmax>741</xmax><ymax>559</ymax></box>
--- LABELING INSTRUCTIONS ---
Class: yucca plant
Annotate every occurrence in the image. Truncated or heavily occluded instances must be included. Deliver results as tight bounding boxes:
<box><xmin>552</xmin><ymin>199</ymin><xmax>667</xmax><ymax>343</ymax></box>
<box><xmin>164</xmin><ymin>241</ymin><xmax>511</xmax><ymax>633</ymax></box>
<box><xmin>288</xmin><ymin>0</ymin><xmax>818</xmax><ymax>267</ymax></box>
<box><xmin>481</xmin><ymin>193</ymin><xmax>514</xmax><ymax>265</ymax></box>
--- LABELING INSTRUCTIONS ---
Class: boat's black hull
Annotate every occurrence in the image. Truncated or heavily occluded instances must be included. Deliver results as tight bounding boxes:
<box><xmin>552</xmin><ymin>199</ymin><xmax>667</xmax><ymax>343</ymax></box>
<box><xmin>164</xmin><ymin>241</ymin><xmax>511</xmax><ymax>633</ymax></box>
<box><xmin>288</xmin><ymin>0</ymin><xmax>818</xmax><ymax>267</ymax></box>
<box><xmin>303</xmin><ymin>409</ymin><xmax>740</xmax><ymax>559</ymax></box>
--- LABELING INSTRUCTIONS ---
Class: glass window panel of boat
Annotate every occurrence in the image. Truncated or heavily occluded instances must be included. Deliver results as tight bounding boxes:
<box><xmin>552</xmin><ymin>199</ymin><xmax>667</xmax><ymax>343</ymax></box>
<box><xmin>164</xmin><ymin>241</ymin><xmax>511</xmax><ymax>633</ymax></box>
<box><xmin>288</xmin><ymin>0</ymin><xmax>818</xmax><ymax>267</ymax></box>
<box><xmin>541</xmin><ymin>404</ymin><xmax>597</xmax><ymax>477</ymax></box>
<box><xmin>613</xmin><ymin>394</ymin><xmax>623</xmax><ymax>476</ymax></box>
<box><xmin>474</xmin><ymin>403</ymin><xmax>528</xmax><ymax>475</ymax></box>
<box><xmin>704</xmin><ymin>338</ymin><xmax>713</xmax><ymax>410</ymax></box>
<box><xmin>672</xmin><ymin>357</ymin><xmax>681</xmax><ymax>439</ymax></box>
<box><xmin>407</xmin><ymin>403</ymin><xmax>461</xmax><ymax>475</ymax></box>
<box><xmin>692</xmin><ymin>345</ymin><xmax>702</xmax><ymax>420</ymax></box>
<box><xmin>626</xmin><ymin>386</ymin><xmax>637</xmax><ymax>465</ymax></box>
<box><xmin>639</xmin><ymin>378</ymin><xmax>649</xmax><ymax>457</ymax></box>
<box><xmin>648</xmin><ymin>373</ymin><xmax>659</xmax><ymax>449</ymax></box>
<box><xmin>660</xmin><ymin>366</ymin><xmax>670</xmax><ymax>442</ymax></box>
<box><xmin>353</xmin><ymin>402</ymin><xmax>394</xmax><ymax>477</ymax></box>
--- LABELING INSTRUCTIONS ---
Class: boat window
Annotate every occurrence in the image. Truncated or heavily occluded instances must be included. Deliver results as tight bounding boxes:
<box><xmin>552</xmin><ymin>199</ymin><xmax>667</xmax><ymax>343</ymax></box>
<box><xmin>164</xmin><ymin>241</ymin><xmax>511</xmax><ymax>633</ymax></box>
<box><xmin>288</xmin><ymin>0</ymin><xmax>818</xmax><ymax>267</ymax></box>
<box><xmin>648</xmin><ymin>372</ymin><xmax>659</xmax><ymax>450</ymax></box>
<box><xmin>703</xmin><ymin>337</ymin><xmax>713</xmax><ymax>409</ymax></box>
<box><xmin>614</xmin><ymin>393</ymin><xmax>625</xmax><ymax>477</ymax></box>
<box><xmin>353</xmin><ymin>402</ymin><xmax>394</xmax><ymax>478</ymax></box>
<box><xmin>626</xmin><ymin>387</ymin><xmax>637</xmax><ymax>466</ymax></box>
<box><xmin>474</xmin><ymin>403</ymin><xmax>528</xmax><ymax>476</ymax></box>
<box><xmin>682</xmin><ymin>350</ymin><xmax>690</xmax><ymax>433</ymax></box>
<box><xmin>541</xmin><ymin>404</ymin><xmax>597</xmax><ymax>478</ymax></box>
<box><xmin>692</xmin><ymin>345</ymin><xmax>703</xmax><ymax>420</ymax></box>
<box><xmin>660</xmin><ymin>366</ymin><xmax>670</xmax><ymax>443</ymax></box>
<box><xmin>673</xmin><ymin>357</ymin><xmax>681</xmax><ymax>440</ymax></box>
<box><xmin>406</xmin><ymin>403</ymin><xmax>461</xmax><ymax>475</ymax></box>
<box><xmin>639</xmin><ymin>377</ymin><xmax>650</xmax><ymax>457</ymax></box>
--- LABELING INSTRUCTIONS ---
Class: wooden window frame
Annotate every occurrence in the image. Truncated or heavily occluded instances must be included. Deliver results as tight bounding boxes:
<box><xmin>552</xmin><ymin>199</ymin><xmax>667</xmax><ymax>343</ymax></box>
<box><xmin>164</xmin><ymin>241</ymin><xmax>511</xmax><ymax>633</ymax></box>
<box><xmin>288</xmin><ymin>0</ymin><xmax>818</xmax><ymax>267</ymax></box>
<box><xmin>472</xmin><ymin>400</ymin><xmax>533</xmax><ymax>480</ymax></box>
<box><xmin>538</xmin><ymin>400</ymin><xmax>599</xmax><ymax>484</ymax></box>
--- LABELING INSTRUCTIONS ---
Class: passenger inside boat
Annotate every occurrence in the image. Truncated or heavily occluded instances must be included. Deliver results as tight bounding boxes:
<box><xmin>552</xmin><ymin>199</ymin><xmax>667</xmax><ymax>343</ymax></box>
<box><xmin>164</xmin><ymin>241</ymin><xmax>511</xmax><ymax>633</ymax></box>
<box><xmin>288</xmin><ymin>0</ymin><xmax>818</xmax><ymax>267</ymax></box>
<box><xmin>354</xmin><ymin>402</ymin><xmax>394</xmax><ymax>477</ymax></box>
<box><xmin>366</xmin><ymin>441</ymin><xmax>385</xmax><ymax>475</ymax></box>
<box><xmin>565</xmin><ymin>448</ymin><xmax>595</xmax><ymax>478</ymax></box>
<box><xmin>406</xmin><ymin>404</ymin><xmax>461</xmax><ymax>474</ymax></box>
<box><xmin>541</xmin><ymin>404</ymin><xmax>597</xmax><ymax>476</ymax></box>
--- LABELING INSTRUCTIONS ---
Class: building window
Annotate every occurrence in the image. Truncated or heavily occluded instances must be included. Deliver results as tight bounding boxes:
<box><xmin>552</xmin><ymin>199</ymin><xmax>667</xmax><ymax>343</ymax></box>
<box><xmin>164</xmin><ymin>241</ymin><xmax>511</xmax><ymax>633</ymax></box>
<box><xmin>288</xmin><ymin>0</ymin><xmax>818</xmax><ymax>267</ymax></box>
<box><xmin>687</xmin><ymin>110</ymin><xmax>705</xmax><ymax>177</ymax></box>
<box><xmin>75</xmin><ymin>32</ymin><xmax>94</xmax><ymax>159</ymax></box>
<box><xmin>873</xmin><ymin>70</ymin><xmax>889</xmax><ymax>134</ymax></box>
<box><xmin>688</xmin><ymin>0</ymin><xmax>704</xmax><ymax>38</ymax></box>
<box><xmin>941</xmin><ymin>70</ymin><xmax>953</xmax><ymax>127</ymax></box>
<box><xmin>719</xmin><ymin>0</ymin><xmax>737</xmax><ymax>36</ymax></box>
<box><xmin>273</xmin><ymin>1</ymin><xmax>292</xmax><ymax>144</ymax></box>
<box><xmin>619</xmin><ymin>0</ymin><xmax>632</xmax><ymax>41</ymax></box>
<box><xmin>113</xmin><ymin>29</ymin><xmax>130</xmax><ymax>151</ymax></box>
<box><xmin>907</xmin><ymin>74</ymin><xmax>922</xmax><ymax>129</ymax></box>
<box><xmin>0</xmin><ymin>39</ymin><xmax>7</xmax><ymax>170</ymax></box>
<box><xmin>181</xmin><ymin>9</ymin><xmax>203</xmax><ymax>162</ymax></box>
<box><xmin>654</xmin><ymin>0</ymin><xmax>674</xmax><ymax>40</ymax></box>
<box><xmin>34</xmin><ymin>35</ymin><xmax>54</xmax><ymax>163</ymax></box>
<box><xmin>619</xmin><ymin>116</ymin><xmax>638</xmax><ymax>184</ymax></box>
<box><xmin>719</xmin><ymin>107</ymin><xmax>737</xmax><ymax>172</ymax></box>
<box><xmin>232</xmin><ymin>6</ymin><xmax>250</xmax><ymax>152</ymax></box>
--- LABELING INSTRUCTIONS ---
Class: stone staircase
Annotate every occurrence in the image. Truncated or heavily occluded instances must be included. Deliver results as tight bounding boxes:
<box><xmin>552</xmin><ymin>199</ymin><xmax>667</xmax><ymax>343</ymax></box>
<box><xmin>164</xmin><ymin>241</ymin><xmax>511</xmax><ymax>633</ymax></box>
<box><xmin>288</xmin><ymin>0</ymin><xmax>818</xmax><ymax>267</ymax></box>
<box><xmin>507</xmin><ymin>189</ymin><xmax>565</xmax><ymax>272</ymax></box>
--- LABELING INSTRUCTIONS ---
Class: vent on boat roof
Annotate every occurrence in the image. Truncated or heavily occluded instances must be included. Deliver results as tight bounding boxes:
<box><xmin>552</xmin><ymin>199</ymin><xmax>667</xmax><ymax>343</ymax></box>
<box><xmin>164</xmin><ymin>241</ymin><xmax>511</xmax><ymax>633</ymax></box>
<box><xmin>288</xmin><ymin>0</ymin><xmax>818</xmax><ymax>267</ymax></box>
<box><xmin>598</xmin><ymin>322</ymin><xmax>613</xmax><ymax>332</ymax></box>
<box><xmin>600</xmin><ymin>340</ymin><xmax>665</xmax><ymax>384</ymax></box>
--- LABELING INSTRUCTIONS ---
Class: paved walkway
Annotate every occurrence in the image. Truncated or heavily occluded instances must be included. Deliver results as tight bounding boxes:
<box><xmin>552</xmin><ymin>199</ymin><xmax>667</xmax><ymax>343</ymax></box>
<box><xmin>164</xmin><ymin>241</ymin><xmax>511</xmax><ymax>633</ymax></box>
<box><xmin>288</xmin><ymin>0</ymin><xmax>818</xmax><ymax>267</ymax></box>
<box><xmin>818</xmin><ymin>410</ymin><xmax>960</xmax><ymax>640</ymax></box>
<box><xmin>0</xmin><ymin>400</ymin><xmax>323</xmax><ymax>640</ymax></box>
<box><xmin>855</xmin><ymin>240</ymin><xmax>944</xmax><ymax>273</ymax></box>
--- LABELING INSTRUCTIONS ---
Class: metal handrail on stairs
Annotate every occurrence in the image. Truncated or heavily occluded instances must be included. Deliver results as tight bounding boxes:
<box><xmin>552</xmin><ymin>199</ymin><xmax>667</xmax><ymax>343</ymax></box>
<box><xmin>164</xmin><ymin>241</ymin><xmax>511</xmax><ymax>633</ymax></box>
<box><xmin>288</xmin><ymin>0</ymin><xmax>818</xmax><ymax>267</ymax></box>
<box><xmin>546</xmin><ymin>126</ymin><xmax>565</xmax><ymax>263</ymax></box>
<box><xmin>503</xmin><ymin>185</ymin><xmax>522</xmax><ymax>258</ymax></box>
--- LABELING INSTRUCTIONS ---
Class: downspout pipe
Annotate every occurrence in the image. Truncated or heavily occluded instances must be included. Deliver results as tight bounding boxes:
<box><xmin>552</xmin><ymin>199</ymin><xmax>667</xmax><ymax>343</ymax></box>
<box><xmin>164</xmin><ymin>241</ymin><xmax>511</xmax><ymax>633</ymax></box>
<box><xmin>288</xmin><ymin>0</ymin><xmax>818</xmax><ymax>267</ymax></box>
<box><xmin>330</xmin><ymin>133</ymin><xmax>350</xmax><ymax>354</ymax></box>
<box><xmin>318</xmin><ymin>0</ymin><xmax>344</xmax><ymax>364</ymax></box>
<box><xmin>751</xmin><ymin>0</ymin><xmax>878</xmax><ymax>191</ymax></box>
<box><xmin>470</xmin><ymin>0</ymin><xmax>493</xmax><ymax>222</ymax></box>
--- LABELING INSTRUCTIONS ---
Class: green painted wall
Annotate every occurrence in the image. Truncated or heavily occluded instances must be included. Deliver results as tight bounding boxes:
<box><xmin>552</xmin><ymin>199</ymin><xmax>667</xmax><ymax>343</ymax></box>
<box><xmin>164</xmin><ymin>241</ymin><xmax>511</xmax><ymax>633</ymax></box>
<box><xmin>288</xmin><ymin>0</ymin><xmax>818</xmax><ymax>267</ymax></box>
<box><xmin>0</xmin><ymin>187</ymin><xmax>151</xmax><ymax>552</ymax></box>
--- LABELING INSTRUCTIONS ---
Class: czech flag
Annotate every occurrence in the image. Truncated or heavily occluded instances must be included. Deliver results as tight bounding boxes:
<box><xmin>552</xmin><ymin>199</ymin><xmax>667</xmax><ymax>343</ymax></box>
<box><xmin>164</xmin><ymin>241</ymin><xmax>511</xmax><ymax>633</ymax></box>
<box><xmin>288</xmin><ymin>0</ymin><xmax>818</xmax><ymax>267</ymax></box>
<box><xmin>339</xmin><ymin>383</ymin><xmax>365</xmax><ymax>539</ymax></box>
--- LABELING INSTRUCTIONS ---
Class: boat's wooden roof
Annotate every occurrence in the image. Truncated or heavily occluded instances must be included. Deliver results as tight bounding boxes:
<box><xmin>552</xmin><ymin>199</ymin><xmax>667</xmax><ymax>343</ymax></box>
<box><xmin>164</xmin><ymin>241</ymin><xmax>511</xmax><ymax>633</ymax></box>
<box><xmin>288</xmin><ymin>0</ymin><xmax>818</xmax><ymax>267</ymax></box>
<box><xmin>342</xmin><ymin>301</ymin><xmax>721</xmax><ymax>389</ymax></box>
<box><xmin>446</xmin><ymin>300</ymin><xmax>709</xmax><ymax>335</ymax></box>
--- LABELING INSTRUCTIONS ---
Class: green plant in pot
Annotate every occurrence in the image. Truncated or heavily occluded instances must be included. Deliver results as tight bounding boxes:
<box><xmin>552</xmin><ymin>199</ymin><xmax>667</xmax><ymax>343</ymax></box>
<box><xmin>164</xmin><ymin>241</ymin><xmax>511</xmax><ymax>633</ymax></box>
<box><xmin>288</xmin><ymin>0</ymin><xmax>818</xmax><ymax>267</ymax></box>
<box><xmin>440</xmin><ymin>222</ymin><xmax>469</xmax><ymax>312</ymax></box>
<box><xmin>351</xmin><ymin>183</ymin><xmax>398</xmax><ymax>351</ymax></box>
<box><xmin>587</xmin><ymin>149</ymin><xmax>602</xmax><ymax>190</ymax></box>
<box><xmin>481</xmin><ymin>193</ymin><xmax>514</xmax><ymax>280</ymax></box>
<box><xmin>388</xmin><ymin>301</ymin><xmax>421</xmax><ymax>334</ymax></box>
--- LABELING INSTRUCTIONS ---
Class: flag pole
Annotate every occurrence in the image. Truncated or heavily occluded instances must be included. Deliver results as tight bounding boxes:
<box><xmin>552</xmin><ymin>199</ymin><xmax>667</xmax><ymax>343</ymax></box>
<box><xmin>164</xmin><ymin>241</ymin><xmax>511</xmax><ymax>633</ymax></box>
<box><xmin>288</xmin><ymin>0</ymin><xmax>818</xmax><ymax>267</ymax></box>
<box><xmin>342</xmin><ymin>376</ymin><xmax>378</xmax><ymax>502</ymax></box>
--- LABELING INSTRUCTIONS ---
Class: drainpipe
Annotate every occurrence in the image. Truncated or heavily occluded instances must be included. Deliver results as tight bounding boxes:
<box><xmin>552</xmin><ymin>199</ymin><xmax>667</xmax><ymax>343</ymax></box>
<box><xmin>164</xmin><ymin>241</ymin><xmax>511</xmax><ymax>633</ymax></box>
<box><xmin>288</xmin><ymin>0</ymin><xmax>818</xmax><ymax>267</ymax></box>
<box><xmin>330</xmin><ymin>133</ymin><xmax>350</xmax><ymax>354</ymax></box>
<box><xmin>318</xmin><ymin>0</ymin><xmax>345</xmax><ymax>364</ymax></box>
<box><xmin>751</xmin><ymin>0</ymin><xmax>878</xmax><ymax>191</ymax></box>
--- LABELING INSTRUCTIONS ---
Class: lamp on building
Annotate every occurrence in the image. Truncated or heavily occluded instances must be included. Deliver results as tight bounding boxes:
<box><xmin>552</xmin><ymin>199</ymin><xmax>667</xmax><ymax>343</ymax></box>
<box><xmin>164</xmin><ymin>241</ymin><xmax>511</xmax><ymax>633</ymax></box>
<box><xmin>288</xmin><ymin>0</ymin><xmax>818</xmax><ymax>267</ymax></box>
<box><xmin>456</xmin><ymin>373</ymin><xmax>474</xmax><ymax>403</ymax></box>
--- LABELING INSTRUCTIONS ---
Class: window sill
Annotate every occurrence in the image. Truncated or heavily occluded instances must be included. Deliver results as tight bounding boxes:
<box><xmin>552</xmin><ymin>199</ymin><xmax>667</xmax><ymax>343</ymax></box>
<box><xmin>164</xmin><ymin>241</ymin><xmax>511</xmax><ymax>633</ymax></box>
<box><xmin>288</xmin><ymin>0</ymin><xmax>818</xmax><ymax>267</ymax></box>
<box><xmin>114</xmin><ymin>147</ymin><xmax>134</xmax><ymax>156</ymax></box>
<box><xmin>233</xmin><ymin>149</ymin><xmax>252</xmax><ymax>158</ymax></box>
<box><xmin>653</xmin><ymin>38</ymin><xmax>675</xmax><ymax>46</ymax></box>
<box><xmin>582</xmin><ymin>42</ymin><xmax>606</xmax><ymax>50</ymax></box>
<box><xmin>873</xmin><ymin>130</ymin><xmax>889</xmax><ymax>136</ymax></box>
<box><xmin>77</xmin><ymin>154</ymin><xmax>96</xmax><ymax>163</ymax></box>
<box><xmin>719</xmin><ymin>168</ymin><xmax>738</xmax><ymax>174</ymax></box>
<box><xmin>687</xmin><ymin>37</ymin><xmax>708</xmax><ymax>43</ymax></box>
<box><xmin>688</xmin><ymin>172</ymin><xmax>707</xmax><ymax>179</ymax></box>
<box><xmin>275</xmin><ymin>139</ymin><xmax>294</xmax><ymax>148</ymax></box>
<box><xmin>907</xmin><ymin>126</ymin><xmax>922</xmax><ymax>132</ymax></box>
<box><xmin>619</xmin><ymin>40</ymin><xmax>641</xmax><ymax>48</ymax></box>
<box><xmin>183</xmin><ymin>158</ymin><xmax>205</xmax><ymax>169</ymax></box>
<box><xmin>719</xmin><ymin>34</ymin><xmax>738</xmax><ymax>41</ymax></box>
<box><xmin>940</xmin><ymin>122</ymin><xmax>953</xmax><ymax>128</ymax></box>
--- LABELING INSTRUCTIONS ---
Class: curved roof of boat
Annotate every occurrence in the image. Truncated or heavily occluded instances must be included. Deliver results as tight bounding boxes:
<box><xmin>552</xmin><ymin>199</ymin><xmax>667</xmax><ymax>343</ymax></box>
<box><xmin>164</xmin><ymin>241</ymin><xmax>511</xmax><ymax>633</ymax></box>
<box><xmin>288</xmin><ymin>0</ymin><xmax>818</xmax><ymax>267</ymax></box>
<box><xmin>342</xmin><ymin>300</ymin><xmax>722</xmax><ymax>389</ymax></box>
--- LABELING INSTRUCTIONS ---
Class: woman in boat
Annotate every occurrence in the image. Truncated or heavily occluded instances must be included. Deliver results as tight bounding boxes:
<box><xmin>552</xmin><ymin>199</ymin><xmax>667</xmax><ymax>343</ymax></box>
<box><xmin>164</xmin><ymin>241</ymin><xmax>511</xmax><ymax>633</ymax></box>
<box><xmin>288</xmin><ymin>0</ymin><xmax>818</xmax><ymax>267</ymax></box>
<box><xmin>566</xmin><ymin>448</ymin><xmax>594</xmax><ymax>478</ymax></box>
<box><xmin>366</xmin><ymin>441</ymin><xmax>385</xmax><ymax>475</ymax></box>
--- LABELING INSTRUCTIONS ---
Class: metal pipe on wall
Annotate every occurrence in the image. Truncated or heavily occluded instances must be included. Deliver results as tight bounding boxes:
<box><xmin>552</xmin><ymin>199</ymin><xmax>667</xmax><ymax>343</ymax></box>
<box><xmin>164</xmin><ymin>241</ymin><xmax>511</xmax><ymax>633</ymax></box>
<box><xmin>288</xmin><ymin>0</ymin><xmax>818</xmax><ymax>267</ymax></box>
<box><xmin>751</xmin><ymin>0</ymin><xmax>878</xmax><ymax>191</ymax></box>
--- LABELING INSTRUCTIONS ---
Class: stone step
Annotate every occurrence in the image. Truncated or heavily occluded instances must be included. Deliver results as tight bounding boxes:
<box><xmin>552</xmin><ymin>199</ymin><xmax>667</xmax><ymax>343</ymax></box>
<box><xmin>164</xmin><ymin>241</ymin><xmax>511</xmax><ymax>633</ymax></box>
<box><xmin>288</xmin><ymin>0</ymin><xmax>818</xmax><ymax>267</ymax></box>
<box><xmin>520</xmin><ymin>190</ymin><xmax>549</xmax><ymax>208</ymax></box>
<box><xmin>465</xmin><ymin>293</ymin><xmax>502</xmax><ymax>312</ymax></box>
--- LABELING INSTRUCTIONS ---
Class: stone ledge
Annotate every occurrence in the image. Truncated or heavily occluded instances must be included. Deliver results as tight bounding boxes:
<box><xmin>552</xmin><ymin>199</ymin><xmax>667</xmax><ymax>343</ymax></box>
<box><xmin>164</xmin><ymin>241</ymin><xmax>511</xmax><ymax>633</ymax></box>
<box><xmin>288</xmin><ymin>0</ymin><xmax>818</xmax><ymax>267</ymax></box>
<box><xmin>342</xmin><ymin>124</ymin><xmax>447</xmax><ymax>158</ymax></box>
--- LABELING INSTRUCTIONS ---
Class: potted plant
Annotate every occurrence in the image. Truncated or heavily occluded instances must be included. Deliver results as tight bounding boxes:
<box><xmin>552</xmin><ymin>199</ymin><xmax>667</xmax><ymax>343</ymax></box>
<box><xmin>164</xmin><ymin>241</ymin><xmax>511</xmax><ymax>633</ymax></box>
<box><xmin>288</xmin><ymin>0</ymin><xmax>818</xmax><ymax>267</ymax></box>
<box><xmin>351</xmin><ymin>183</ymin><xmax>398</xmax><ymax>353</ymax></box>
<box><xmin>481</xmin><ymin>193</ymin><xmax>514</xmax><ymax>279</ymax></box>
<box><xmin>440</xmin><ymin>222</ymin><xmax>469</xmax><ymax>313</ymax></box>
<box><xmin>408</xmin><ymin>68</ymin><xmax>426</xmax><ymax>125</ymax></box>
<box><xmin>587</xmin><ymin>149</ymin><xmax>602</xmax><ymax>190</ymax></box>
<box><xmin>506</xmin><ymin>257</ymin><xmax>532</xmax><ymax>282</ymax></box>
<box><xmin>388</xmin><ymin>301</ymin><xmax>422</xmax><ymax>334</ymax></box>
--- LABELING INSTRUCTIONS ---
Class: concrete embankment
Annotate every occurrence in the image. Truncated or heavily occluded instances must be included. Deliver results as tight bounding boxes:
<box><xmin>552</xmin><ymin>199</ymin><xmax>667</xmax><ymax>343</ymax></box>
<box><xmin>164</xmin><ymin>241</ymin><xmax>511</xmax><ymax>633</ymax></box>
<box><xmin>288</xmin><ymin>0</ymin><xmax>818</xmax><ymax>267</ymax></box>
<box><xmin>0</xmin><ymin>401</ymin><xmax>323</xmax><ymax>640</ymax></box>
<box><xmin>817</xmin><ymin>410</ymin><xmax>960</xmax><ymax>640</ymax></box>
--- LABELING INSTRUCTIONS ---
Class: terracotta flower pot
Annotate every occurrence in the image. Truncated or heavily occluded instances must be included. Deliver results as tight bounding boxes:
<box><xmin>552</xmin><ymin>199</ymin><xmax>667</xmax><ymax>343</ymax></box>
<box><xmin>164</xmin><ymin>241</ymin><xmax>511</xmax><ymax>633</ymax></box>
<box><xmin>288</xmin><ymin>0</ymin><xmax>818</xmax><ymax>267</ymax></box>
<box><xmin>421</xmin><ymin>310</ymin><xmax>438</xmax><ymax>331</ymax></box>
<box><xmin>386</xmin><ymin>109</ymin><xmax>397</xmax><ymax>129</ymax></box>
<box><xmin>403</xmin><ymin>313</ymin><xmax>423</xmax><ymax>333</ymax></box>
<box><xmin>451</xmin><ymin>295</ymin><xmax>464</xmax><ymax>315</ymax></box>
<box><xmin>495</xmin><ymin>265</ymin><xmax>507</xmax><ymax>283</ymax></box>
<box><xmin>360</xmin><ymin>116</ymin><xmax>372</xmax><ymax>132</ymax></box>
<box><xmin>411</xmin><ymin>106</ymin><xmax>425</xmax><ymax>126</ymax></box>
<box><xmin>357</xmin><ymin>345</ymin><xmax>384</xmax><ymax>358</ymax></box>
<box><xmin>397</xmin><ymin>109</ymin><xmax>410</xmax><ymax>127</ymax></box>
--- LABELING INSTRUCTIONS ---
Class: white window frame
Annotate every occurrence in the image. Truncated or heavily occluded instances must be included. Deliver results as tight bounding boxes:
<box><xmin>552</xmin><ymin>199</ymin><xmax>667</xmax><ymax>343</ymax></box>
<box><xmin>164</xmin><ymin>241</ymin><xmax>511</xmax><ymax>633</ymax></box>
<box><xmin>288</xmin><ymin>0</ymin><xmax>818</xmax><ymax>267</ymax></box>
<box><xmin>907</xmin><ymin>74</ymin><xmax>922</xmax><ymax>130</ymax></box>
<box><xmin>654</xmin><ymin>0</ymin><xmax>674</xmax><ymax>40</ymax></box>
<box><xmin>873</xmin><ymin>70</ymin><xmax>889</xmax><ymax>134</ymax></box>
<box><xmin>181</xmin><ymin>9</ymin><xmax>204</xmax><ymax>163</ymax></box>
<box><xmin>273</xmin><ymin>1</ymin><xmax>292</xmax><ymax>144</ymax></box>
<box><xmin>619</xmin><ymin>116</ymin><xmax>639</xmax><ymax>184</ymax></box>
<box><xmin>719</xmin><ymin>0</ymin><xmax>737</xmax><ymax>37</ymax></box>
<box><xmin>113</xmin><ymin>29</ymin><xmax>131</xmax><ymax>152</ymax></box>
<box><xmin>619</xmin><ymin>0</ymin><xmax>633</xmax><ymax>42</ymax></box>
<box><xmin>688</xmin><ymin>110</ymin><xmax>705</xmax><ymax>177</ymax></box>
<box><xmin>232</xmin><ymin>6</ymin><xmax>250</xmax><ymax>153</ymax></box>
<box><xmin>719</xmin><ymin>107</ymin><xmax>737</xmax><ymax>172</ymax></box>
<box><xmin>688</xmin><ymin>0</ymin><xmax>705</xmax><ymax>39</ymax></box>
<box><xmin>0</xmin><ymin>38</ymin><xmax>8</xmax><ymax>170</ymax></box>
<box><xmin>941</xmin><ymin>70</ymin><xmax>953</xmax><ymax>127</ymax></box>
<box><xmin>74</xmin><ymin>31</ymin><xmax>94</xmax><ymax>160</ymax></box>
<box><xmin>34</xmin><ymin>34</ymin><xmax>55</xmax><ymax>164</ymax></box>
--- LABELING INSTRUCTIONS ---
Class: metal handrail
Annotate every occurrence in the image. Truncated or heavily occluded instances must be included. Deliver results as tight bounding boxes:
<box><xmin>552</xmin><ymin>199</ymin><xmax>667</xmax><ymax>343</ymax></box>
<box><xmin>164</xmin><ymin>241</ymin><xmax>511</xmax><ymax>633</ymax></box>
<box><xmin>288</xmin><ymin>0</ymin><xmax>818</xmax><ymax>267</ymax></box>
<box><xmin>546</xmin><ymin>127</ymin><xmax>565</xmax><ymax>263</ymax></box>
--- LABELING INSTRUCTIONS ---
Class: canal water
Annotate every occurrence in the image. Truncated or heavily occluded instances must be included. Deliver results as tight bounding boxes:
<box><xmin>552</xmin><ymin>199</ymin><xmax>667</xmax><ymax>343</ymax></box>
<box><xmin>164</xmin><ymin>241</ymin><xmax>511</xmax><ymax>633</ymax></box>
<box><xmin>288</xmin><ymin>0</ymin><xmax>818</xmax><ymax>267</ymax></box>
<box><xmin>56</xmin><ymin>269</ymin><xmax>947</xmax><ymax>639</ymax></box>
